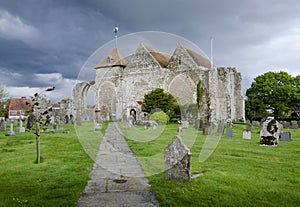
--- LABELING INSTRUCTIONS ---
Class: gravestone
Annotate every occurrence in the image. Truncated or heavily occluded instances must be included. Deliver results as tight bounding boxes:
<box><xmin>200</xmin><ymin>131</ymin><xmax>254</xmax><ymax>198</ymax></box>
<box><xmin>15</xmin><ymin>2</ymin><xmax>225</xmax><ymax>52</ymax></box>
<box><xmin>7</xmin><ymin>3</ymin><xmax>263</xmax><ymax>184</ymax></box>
<box><xmin>164</xmin><ymin>136</ymin><xmax>192</xmax><ymax>180</ymax></box>
<box><xmin>26</xmin><ymin>115</ymin><xmax>34</xmax><ymax>129</ymax></box>
<box><xmin>6</xmin><ymin>119</ymin><xmax>16</xmax><ymax>136</ymax></box>
<box><xmin>252</xmin><ymin>121</ymin><xmax>260</xmax><ymax>126</ymax></box>
<box><xmin>177</xmin><ymin>126</ymin><xmax>183</xmax><ymax>133</ymax></box>
<box><xmin>16</xmin><ymin>118</ymin><xmax>25</xmax><ymax>133</ymax></box>
<box><xmin>217</xmin><ymin>121</ymin><xmax>226</xmax><ymax>134</ymax></box>
<box><xmin>149</xmin><ymin>120</ymin><xmax>158</xmax><ymax>129</ymax></box>
<box><xmin>226</xmin><ymin>129</ymin><xmax>234</xmax><ymax>138</ymax></box>
<box><xmin>181</xmin><ymin>121</ymin><xmax>189</xmax><ymax>129</ymax></box>
<box><xmin>54</xmin><ymin>118</ymin><xmax>60</xmax><ymax>131</ymax></box>
<box><xmin>283</xmin><ymin>121</ymin><xmax>290</xmax><ymax>129</ymax></box>
<box><xmin>242</xmin><ymin>130</ymin><xmax>251</xmax><ymax>139</ymax></box>
<box><xmin>260</xmin><ymin>119</ymin><xmax>282</xmax><ymax>146</ymax></box>
<box><xmin>0</xmin><ymin>118</ymin><xmax>6</xmax><ymax>131</ymax></box>
<box><xmin>280</xmin><ymin>132</ymin><xmax>291</xmax><ymax>141</ymax></box>
<box><xmin>246</xmin><ymin>124</ymin><xmax>252</xmax><ymax>132</ymax></box>
<box><xmin>291</xmin><ymin>121</ymin><xmax>298</xmax><ymax>129</ymax></box>
<box><xmin>203</xmin><ymin>124</ymin><xmax>213</xmax><ymax>135</ymax></box>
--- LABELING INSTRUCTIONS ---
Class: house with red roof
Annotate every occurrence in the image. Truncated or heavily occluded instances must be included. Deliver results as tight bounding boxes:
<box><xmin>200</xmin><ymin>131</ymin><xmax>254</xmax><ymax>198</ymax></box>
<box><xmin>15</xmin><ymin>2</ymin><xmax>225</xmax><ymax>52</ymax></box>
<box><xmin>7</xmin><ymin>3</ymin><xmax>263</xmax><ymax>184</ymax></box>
<box><xmin>8</xmin><ymin>97</ymin><xmax>32</xmax><ymax>119</ymax></box>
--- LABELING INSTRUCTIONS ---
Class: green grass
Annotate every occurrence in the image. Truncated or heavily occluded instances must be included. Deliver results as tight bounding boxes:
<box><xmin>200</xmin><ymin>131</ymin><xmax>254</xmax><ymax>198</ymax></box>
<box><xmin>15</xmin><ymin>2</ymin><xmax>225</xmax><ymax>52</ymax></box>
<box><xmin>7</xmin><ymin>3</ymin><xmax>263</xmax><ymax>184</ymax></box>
<box><xmin>0</xmin><ymin>121</ymin><xmax>107</xmax><ymax>207</ymax></box>
<box><xmin>123</xmin><ymin>123</ymin><xmax>300</xmax><ymax>207</ymax></box>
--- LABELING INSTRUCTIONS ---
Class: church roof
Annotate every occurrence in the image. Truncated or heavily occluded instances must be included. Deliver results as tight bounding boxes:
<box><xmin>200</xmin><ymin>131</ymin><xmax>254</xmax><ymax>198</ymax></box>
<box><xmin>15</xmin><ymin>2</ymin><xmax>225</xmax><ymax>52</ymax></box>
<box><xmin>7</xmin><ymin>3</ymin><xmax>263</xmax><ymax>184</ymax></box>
<box><xmin>95</xmin><ymin>48</ymin><xmax>129</xmax><ymax>69</ymax></box>
<box><xmin>144</xmin><ymin>45</ymin><xmax>171</xmax><ymax>68</ymax></box>
<box><xmin>182</xmin><ymin>45</ymin><xmax>212</xmax><ymax>68</ymax></box>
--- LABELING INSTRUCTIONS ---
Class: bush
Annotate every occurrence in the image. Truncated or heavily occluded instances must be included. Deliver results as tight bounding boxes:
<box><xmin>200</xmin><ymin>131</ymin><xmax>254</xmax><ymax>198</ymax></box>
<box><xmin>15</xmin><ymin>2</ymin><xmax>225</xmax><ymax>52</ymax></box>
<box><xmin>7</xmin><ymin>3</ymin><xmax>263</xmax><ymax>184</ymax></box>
<box><xmin>149</xmin><ymin>111</ymin><xmax>170</xmax><ymax>124</ymax></box>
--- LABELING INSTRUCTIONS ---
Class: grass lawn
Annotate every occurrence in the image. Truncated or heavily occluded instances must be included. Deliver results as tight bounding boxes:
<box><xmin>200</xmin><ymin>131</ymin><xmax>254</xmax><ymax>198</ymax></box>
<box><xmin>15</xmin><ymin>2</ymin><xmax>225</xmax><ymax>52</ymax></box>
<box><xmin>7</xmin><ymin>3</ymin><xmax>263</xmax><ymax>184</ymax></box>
<box><xmin>123</xmin><ymin>123</ymin><xmax>300</xmax><ymax>207</ymax></box>
<box><xmin>0</xmin><ymin>121</ymin><xmax>107</xmax><ymax>207</ymax></box>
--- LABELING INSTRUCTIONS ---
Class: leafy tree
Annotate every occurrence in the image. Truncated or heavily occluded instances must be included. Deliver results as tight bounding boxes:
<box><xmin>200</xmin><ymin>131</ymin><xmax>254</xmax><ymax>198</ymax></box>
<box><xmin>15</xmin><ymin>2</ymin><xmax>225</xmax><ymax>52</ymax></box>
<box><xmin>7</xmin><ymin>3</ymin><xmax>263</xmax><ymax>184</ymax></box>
<box><xmin>246</xmin><ymin>71</ymin><xmax>300</xmax><ymax>120</ymax></box>
<box><xmin>0</xmin><ymin>84</ymin><xmax>8</xmax><ymax>101</ymax></box>
<box><xmin>143</xmin><ymin>88</ymin><xmax>178</xmax><ymax>117</ymax></box>
<box><xmin>149</xmin><ymin>111</ymin><xmax>170</xmax><ymax>124</ymax></box>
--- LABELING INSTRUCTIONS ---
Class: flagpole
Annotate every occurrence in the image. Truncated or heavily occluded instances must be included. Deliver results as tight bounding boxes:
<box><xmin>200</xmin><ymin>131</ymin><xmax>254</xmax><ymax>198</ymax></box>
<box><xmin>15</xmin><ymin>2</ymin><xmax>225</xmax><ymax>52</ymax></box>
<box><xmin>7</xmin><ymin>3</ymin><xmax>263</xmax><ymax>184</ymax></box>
<box><xmin>114</xmin><ymin>26</ymin><xmax>118</xmax><ymax>48</ymax></box>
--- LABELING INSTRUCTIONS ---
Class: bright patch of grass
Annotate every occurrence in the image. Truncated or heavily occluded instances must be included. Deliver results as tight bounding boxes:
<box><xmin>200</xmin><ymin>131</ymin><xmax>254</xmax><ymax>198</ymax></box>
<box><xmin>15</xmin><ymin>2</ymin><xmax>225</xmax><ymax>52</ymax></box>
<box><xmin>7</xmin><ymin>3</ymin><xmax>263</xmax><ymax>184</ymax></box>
<box><xmin>0</xmin><ymin>121</ymin><xmax>107</xmax><ymax>207</ymax></box>
<box><xmin>124</xmin><ymin>123</ymin><xmax>300</xmax><ymax>207</ymax></box>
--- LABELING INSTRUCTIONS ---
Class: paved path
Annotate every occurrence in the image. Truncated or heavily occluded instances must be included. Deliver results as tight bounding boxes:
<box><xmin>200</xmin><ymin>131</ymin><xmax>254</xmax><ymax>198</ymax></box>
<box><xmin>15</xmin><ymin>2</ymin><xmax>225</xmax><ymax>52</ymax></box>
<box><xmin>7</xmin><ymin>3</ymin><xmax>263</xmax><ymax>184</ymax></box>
<box><xmin>77</xmin><ymin>122</ymin><xmax>159</xmax><ymax>207</ymax></box>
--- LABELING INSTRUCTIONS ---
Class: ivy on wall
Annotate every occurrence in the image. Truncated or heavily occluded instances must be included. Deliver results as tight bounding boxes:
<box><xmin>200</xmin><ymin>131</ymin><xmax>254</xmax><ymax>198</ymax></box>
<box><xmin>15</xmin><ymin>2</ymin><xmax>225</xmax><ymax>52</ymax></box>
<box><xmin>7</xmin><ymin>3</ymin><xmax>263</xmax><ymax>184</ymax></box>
<box><xmin>197</xmin><ymin>80</ymin><xmax>203</xmax><ymax>107</ymax></box>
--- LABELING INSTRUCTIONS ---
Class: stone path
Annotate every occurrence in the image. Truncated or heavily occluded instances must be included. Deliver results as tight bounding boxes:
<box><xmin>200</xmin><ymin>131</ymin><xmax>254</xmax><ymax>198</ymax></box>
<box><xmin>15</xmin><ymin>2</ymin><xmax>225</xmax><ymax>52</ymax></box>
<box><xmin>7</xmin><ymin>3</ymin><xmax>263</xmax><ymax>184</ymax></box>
<box><xmin>77</xmin><ymin>122</ymin><xmax>159</xmax><ymax>207</ymax></box>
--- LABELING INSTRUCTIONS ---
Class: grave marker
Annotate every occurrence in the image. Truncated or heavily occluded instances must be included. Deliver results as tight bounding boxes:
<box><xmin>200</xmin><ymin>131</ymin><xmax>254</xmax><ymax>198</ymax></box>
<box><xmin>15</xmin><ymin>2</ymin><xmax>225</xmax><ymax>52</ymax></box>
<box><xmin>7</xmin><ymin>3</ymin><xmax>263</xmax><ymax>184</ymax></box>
<box><xmin>164</xmin><ymin>136</ymin><xmax>192</xmax><ymax>180</ymax></box>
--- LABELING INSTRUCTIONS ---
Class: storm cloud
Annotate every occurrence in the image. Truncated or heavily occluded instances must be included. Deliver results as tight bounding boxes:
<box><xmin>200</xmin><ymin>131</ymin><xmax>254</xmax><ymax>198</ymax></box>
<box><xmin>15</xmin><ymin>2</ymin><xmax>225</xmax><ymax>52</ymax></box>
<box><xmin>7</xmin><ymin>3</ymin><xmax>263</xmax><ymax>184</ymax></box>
<box><xmin>0</xmin><ymin>0</ymin><xmax>300</xmax><ymax>101</ymax></box>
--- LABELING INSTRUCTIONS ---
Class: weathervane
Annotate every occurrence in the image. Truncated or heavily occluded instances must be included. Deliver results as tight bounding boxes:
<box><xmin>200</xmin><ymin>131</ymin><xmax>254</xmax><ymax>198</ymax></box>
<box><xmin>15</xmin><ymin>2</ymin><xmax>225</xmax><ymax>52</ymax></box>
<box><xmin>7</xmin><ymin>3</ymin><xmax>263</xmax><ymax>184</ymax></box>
<box><xmin>114</xmin><ymin>26</ymin><xmax>118</xmax><ymax>48</ymax></box>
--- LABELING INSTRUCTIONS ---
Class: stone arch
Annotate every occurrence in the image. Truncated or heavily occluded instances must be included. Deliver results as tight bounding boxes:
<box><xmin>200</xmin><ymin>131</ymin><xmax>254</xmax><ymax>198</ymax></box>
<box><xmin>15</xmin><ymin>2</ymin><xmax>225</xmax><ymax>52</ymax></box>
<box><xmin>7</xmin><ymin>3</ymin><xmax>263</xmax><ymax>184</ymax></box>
<box><xmin>73</xmin><ymin>80</ymin><xmax>95</xmax><ymax>125</ymax></box>
<box><xmin>168</xmin><ymin>74</ymin><xmax>196</xmax><ymax>105</ymax></box>
<box><xmin>97</xmin><ymin>81</ymin><xmax>117</xmax><ymax>121</ymax></box>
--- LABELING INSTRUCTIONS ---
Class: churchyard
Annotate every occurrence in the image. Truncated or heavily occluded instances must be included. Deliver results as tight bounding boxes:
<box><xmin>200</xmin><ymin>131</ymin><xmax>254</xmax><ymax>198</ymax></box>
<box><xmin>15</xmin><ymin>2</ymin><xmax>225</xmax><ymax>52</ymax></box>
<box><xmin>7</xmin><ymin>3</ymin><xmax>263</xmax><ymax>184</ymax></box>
<box><xmin>0</xmin><ymin>120</ymin><xmax>299</xmax><ymax>206</ymax></box>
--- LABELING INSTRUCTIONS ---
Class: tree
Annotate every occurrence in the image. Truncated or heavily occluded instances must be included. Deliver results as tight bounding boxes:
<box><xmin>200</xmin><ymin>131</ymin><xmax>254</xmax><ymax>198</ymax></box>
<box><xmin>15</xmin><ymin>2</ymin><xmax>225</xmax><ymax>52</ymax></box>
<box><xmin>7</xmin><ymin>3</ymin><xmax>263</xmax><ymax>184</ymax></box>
<box><xmin>245</xmin><ymin>71</ymin><xmax>300</xmax><ymax>120</ymax></box>
<box><xmin>143</xmin><ymin>88</ymin><xmax>178</xmax><ymax>117</ymax></box>
<box><xmin>0</xmin><ymin>84</ymin><xmax>8</xmax><ymax>101</ymax></box>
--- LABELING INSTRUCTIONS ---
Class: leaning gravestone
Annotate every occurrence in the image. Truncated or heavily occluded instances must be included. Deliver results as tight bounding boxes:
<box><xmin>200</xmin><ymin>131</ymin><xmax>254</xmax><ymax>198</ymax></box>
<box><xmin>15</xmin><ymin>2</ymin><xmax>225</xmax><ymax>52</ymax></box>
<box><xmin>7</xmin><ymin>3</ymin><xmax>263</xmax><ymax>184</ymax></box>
<box><xmin>164</xmin><ymin>136</ymin><xmax>192</xmax><ymax>180</ymax></box>
<box><xmin>260</xmin><ymin>119</ymin><xmax>282</xmax><ymax>146</ymax></box>
<box><xmin>0</xmin><ymin>118</ymin><xmax>6</xmax><ymax>131</ymax></box>
<box><xmin>280</xmin><ymin>132</ymin><xmax>291</xmax><ymax>141</ymax></box>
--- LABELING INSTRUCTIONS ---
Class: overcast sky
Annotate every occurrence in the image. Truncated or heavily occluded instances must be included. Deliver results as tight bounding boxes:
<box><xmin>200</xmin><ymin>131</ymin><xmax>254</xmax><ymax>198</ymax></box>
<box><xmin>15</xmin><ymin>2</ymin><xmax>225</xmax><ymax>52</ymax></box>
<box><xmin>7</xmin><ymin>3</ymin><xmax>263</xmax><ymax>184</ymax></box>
<box><xmin>0</xmin><ymin>0</ymin><xmax>300</xmax><ymax>102</ymax></box>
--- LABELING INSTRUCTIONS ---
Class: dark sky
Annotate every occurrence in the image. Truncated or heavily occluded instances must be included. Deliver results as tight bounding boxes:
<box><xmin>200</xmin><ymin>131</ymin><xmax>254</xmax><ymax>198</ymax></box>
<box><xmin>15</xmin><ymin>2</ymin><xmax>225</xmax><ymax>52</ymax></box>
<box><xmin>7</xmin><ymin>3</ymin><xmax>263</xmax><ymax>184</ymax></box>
<box><xmin>0</xmin><ymin>0</ymin><xmax>300</xmax><ymax>102</ymax></box>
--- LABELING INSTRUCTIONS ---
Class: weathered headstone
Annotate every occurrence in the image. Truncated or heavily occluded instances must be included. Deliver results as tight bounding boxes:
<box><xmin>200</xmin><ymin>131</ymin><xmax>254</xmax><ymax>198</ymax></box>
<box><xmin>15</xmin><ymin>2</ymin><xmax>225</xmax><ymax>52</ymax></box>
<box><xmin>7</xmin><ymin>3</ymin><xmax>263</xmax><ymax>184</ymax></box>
<box><xmin>242</xmin><ymin>130</ymin><xmax>251</xmax><ymax>139</ymax></box>
<box><xmin>6</xmin><ymin>119</ymin><xmax>16</xmax><ymax>136</ymax></box>
<box><xmin>177</xmin><ymin>126</ymin><xmax>183</xmax><ymax>133</ymax></box>
<box><xmin>283</xmin><ymin>121</ymin><xmax>290</xmax><ymax>129</ymax></box>
<box><xmin>149</xmin><ymin>120</ymin><xmax>158</xmax><ymax>129</ymax></box>
<box><xmin>226</xmin><ymin>129</ymin><xmax>234</xmax><ymax>138</ymax></box>
<box><xmin>181</xmin><ymin>121</ymin><xmax>189</xmax><ymax>129</ymax></box>
<box><xmin>0</xmin><ymin>118</ymin><xmax>6</xmax><ymax>131</ymax></box>
<box><xmin>164</xmin><ymin>136</ymin><xmax>192</xmax><ymax>180</ymax></box>
<box><xmin>252</xmin><ymin>121</ymin><xmax>260</xmax><ymax>127</ymax></box>
<box><xmin>16</xmin><ymin>118</ymin><xmax>25</xmax><ymax>133</ymax></box>
<box><xmin>246</xmin><ymin>124</ymin><xmax>252</xmax><ymax>132</ymax></box>
<box><xmin>26</xmin><ymin>115</ymin><xmax>34</xmax><ymax>129</ymax></box>
<box><xmin>203</xmin><ymin>124</ymin><xmax>213</xmax><ymax>135</ymax></box>
<box><xmin>280</xmin><ymin>132</ymin><xmax>291</xmax><ymax>141</ymax></box>
<box><xmin>291</xmin><ymin>121</ymin><xmax>298</xmax><ymax>129</ymax></box>
<box><xmin>260</xmin><ymin>119</ymin><xmax>282</xmax><ymax>146</ymax></box>
<box><xmin>217</xmin><ymin>121</ymin><xmax>226</xmax><ymax>134</ymax></box>
<box><xmin>54</xmin><ymin>118</ymin><xmax>60</xmax><ymax>131</ymax></box>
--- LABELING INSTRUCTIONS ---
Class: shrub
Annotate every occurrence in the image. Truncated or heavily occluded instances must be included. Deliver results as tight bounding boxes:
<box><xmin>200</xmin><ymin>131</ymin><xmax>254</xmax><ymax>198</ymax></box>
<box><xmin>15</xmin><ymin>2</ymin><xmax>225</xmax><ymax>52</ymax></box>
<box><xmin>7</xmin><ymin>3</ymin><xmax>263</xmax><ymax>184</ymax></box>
<box><xmin>149</xmin><ymin>111</ymin><xmax>170</xmax><ymax>124</ymax></box>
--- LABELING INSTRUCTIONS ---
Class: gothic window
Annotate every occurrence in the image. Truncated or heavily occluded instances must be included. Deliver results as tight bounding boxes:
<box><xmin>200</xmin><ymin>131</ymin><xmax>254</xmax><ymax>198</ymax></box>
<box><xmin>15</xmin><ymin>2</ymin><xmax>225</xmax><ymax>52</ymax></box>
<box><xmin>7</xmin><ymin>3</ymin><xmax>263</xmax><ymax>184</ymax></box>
<box><xmin>178</xmin><ymin>56</ymin><xmax>182</xmax><ymax>65</ymax></box>
<box><xmin>106</xmin><ymin>57</ymin><xmax>111</xmax><ymax>63</ymax></box>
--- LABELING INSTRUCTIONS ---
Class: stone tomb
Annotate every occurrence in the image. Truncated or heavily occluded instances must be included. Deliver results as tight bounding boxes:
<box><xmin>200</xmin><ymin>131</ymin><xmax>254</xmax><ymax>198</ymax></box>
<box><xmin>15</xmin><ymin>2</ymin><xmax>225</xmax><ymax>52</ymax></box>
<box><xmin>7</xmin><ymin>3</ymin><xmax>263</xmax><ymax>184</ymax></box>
<box><xmin>260</xmin><ymin>119</ymin><xmax>282</xmax><ymax>146</ymax></box>
<box><xmin>164</xmin><ymin>136</ymin><xmax>192</xmax><ymax>180</ymax></box>
<box><xmin>280</xmin><ymin>132</ymin><xmax>291</xmax><ymax>141</ymax></box>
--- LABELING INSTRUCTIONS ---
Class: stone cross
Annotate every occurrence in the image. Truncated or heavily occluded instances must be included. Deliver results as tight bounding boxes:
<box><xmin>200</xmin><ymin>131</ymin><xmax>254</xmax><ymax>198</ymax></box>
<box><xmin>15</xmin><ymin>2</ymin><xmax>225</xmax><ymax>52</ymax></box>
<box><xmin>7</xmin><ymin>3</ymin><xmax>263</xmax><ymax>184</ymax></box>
<box><xmin>164</xmin><ymin>136</ymin><xmax>192</xmax><ymax>180</ymax></box>
<box><xmin>6</xmin><ymin>119</ymin><xmax>16</xmax><ymax>136</ymax></box>
<box><xmin>16</xmin><ymin>118</ymin><xmax>25</xmax><ymax>133</ymax></box>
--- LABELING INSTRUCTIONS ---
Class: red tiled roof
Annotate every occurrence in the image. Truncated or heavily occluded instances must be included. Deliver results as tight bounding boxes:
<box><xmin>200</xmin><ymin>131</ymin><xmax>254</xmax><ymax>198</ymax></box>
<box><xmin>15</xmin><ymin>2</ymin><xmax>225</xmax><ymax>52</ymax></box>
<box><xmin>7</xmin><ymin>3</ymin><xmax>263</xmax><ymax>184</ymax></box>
<box><xmin>9</xmin><ymin>97</ymin><xmax>32</xmax><ymax>110</ymax></box>
<box><xmin>95</xmin><ymin>48</ymin><xmax>129</xmax><ymax>69</ymax></box>
<box><xmin>183</xmin><ymin>46</ymin><xmax>213</xmax><ymax>68</ymax></box>
<box><xmin>144</xmin><ymin>45</ymin><xmax>171</xmax><ymax>68</ymax></box>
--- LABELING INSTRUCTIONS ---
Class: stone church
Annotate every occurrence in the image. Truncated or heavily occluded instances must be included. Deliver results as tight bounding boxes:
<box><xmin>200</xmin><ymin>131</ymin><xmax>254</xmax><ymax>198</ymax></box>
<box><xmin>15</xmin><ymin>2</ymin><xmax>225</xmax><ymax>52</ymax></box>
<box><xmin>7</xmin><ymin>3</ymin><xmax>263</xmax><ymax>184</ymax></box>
<box><xmin>73</xmin><ymin>42</ymin><xmax>244</xmax><ymax>125</ymax></box>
